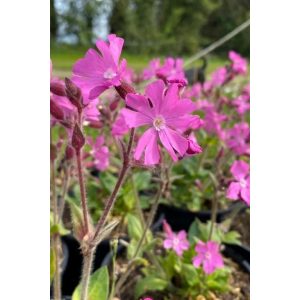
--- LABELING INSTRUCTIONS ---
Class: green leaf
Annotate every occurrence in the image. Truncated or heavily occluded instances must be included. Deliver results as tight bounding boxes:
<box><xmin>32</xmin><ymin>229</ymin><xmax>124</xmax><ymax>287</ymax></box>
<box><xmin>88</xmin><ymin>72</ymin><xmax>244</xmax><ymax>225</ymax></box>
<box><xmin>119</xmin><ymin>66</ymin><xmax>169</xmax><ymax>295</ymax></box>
<box><xmin>127</xmin><ymin>214</ymin><xmax>143</xmax><ymax>240</ymax></box>
<box><xmin>181</xmin><ymin>263</ymin><xmax>199</xmax><ymax>287</ymax></box>
<box><xmin>50</xmin><ymin>248</ymin><xmax>55</xmax><ymax>283</ymax></box>
<box><xmin>133</xmin><ymin>171</ymin><xmax>151</xmax><ymax>191</ymax></box>
<box><xmin>134</xmin><ymin>276</ymin><xmax>168</xmax><ymax>298</ymax></box>
<box><xmin>223</xmin><ymin>231</ymin><xmax>241</xmax><ymax>245</ymax></box>
<box><xmin>206</xmin><ymin>268</ymin><xmax>230</xmax><ymax>293</ymax></box>
<box><xmin>72</xmin><ymin>266</ymin><xmax>109</xmax><ymax>300</ymax></box>
<box><xmin>50</xmin><ymin>223</ymin><xmax>70</xmax><ymax>236</ymax></box>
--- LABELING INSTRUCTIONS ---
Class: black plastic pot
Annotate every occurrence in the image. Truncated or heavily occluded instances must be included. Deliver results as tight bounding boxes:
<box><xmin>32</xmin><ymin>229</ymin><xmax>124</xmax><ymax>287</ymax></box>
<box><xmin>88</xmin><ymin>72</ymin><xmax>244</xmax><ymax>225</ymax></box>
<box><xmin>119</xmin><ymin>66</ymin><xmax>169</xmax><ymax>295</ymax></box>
<box><xmin>222</xmin><ymin>244</ymin><xmax>250</xmax><ymax>273</ymax></box>
<box><xmin>154</xmin><ymin>202</ymin><xmax>245</xmax><ymax>232</ymax></box>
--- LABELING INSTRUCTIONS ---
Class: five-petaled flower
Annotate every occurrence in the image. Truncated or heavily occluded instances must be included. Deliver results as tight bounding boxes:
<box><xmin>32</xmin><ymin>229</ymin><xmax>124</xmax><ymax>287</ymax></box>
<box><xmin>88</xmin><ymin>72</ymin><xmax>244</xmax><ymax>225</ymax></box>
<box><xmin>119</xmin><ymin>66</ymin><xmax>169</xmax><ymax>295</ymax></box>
<box><xmin>227</xmin><ymin>160</ymin><xmax>250</xmax><ymax>206</ymax></box>
<box><xmin>192</xmin><ymin>241</ymin><xmax>224</xmax><ymax>274</ymax></box>
<box><xmin>72</xmin><ymin>34</ymin><xmax>127</xmax><ymax>100</ymax></box>
<box><xmin>162</xmin><ymin>220</ymin><xmax>189</xmax><ymax>257</ymax></box>
<box><xmin>122</xmin><ymin>80</ymin><xmax>202</xmax><ymax>165</ymax></box>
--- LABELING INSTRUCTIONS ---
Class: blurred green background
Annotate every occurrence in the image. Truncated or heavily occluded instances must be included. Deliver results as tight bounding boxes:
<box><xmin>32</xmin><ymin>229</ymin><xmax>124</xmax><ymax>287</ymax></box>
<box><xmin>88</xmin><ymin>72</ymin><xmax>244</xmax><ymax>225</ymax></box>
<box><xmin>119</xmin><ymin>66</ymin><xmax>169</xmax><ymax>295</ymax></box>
<box><xmin>51</xmin><ymin>0</ymin><xmax>249</xmax><ymax>76</ymax></box>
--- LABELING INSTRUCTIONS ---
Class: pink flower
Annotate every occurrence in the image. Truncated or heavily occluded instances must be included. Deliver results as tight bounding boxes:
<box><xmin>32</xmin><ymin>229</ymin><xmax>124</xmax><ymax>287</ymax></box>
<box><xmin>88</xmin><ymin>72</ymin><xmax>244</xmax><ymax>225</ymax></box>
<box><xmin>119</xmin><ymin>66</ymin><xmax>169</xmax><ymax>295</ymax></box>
<box><xmin>163</xmin><ymin>220</ymin><xmax>189</xmax><ymax>256</ymax></box>
<box><xmin>211</xmin><ymin>67</ymin><xmax>227</xmax><ymax>87</ymax></box>
<box><xmin>142</xmin><ymin>58</ymin><xmax>161</xmax><ymax>80</ymax></box>
<box><xmin>226</xmin><ymin>122</ymin><xmax>250</xmax><ymax>155</ymax></box>
<box><xmin>192</xmin><ymin>241</ymin><xmax>224</xmax><ymax>274</ymax></box>
<box><xmin>229</xmin><ymin>51</ymin><xmax>247</xmax><ymax>75</ymax></box>
<box><xmin>156</xmin><ymin>57</ymin><xmax>188</xmax><ymax>86</ymax></box>
<box><xmin>183</xmin><ymin>83</ymin><xmax>202</xmax><ymax>99</ymax></box>
<box><xmin>112</xmin><ymin>110</ymin><xmax>130</xmax><ymax>137</ymax></box>
<box><xmin>87</xmin><ymin>136</ymin><xmax>109</xmax><ymax>171</ymax></box>
<box><xmin>122</xmin><ymin>80</ymin><xmax>201</xmax><ymax>165</ymax></box>
<box><xmin>227</xmin><ymin>160</ymin><xmax>250</xmax><ymax>206</ymax></box>
<box><xmin>232</xmin><ymin>95</ymin><xmax>250</xmax><ymax>115</ymax></box>
<box><xmin>72</xmin><ymin>34</ymin><xmax>127</xmax><ymax>99</ymax></box>
<box><xmin>141</xmin><ymin>298</ymin><xmax>153</xmax><ymax>300</ymax></box>
<box><xmin>186</xmin><ymin>133</ymin><xmax>203</xmax><ymax>155</ymax></box>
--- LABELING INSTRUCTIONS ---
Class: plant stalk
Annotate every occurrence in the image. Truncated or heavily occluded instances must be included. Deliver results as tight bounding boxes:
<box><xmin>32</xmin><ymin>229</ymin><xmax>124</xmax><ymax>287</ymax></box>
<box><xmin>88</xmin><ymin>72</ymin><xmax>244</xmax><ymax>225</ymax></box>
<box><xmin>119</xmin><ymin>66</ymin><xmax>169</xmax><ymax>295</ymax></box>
<box><xmin>92</xmin><ymin>129</ymin><xmax>135</xmax><ymax>243</ymax></box>
<box><xmin>76</xmin><ymin>149</ymin><xmax>90</xmax><ymax>235</ymax></box>
<box><xmin>80</xmin><ymin>248</ymin><xmax>95</xmax><ymax>300</ymax></box>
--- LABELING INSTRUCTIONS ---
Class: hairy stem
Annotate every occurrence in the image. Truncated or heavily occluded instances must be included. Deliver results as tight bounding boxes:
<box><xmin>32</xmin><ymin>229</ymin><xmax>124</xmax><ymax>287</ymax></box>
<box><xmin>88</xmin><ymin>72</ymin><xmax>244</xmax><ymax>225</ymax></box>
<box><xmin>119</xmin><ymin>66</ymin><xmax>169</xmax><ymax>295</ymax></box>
<box><xmin>80</xmin><ymin>248</ymin><xmax>95</xmax><ymax>300</ymax></box>
<box><xmin>92</xmin><ymin>129</ymin><xmax>135</xmax><ymax>243</ymax></box>
<box><xmin>114</xmin><ymin>181</ymin><xmax>165</xmax><ymax>294</ymax></box>
<box><xmin>51</xmin><ymin>159</ymin><xmax>61</xmax><ymax>300</ymax></box>
<box><xmin>76</xmin><ymin>150</ymin><xmax>90</xmax><ymax>235</ymax></box>
<box><xmin>59</xmin><ymin>165</ymin><xmax>70</xmax><ymax>221</ymax></box>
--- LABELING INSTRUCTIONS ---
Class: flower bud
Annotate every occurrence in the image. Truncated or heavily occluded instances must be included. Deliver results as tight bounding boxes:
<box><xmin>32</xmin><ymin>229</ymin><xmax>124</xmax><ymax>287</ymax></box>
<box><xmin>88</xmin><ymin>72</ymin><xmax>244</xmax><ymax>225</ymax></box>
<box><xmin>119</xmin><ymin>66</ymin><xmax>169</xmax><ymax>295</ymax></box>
<box><xmin>65</xmin><ymin>78</ymin><xmax>83</xmax><ymax>111</ymax></box>
<box><xmin>50</xmin><ymin>81</ymin><xmax>66</xmax><ymax>96</ymax></box>
<box><xmin>186</xmin><ymin>138</ymin><xmax>202</xmax><ymax>155</ymax></box>
<box><xmin>115</xmin><ymin>82</ymin><xmax>135</xmax><ymax>100</ymax></box>
<box><xmin>65</xmin><ymin>145</ymin><xmax>75</xmax><ymax>160</ymax></box>
<box><xmin>71</xmin><ymin>123</ymin><xmax>85</xmax><ymax>152</ymax></box>
<box><xmin>50</xmin><ymin>98</ymin><xmax>64</xmax><ymax>121</ymax></box>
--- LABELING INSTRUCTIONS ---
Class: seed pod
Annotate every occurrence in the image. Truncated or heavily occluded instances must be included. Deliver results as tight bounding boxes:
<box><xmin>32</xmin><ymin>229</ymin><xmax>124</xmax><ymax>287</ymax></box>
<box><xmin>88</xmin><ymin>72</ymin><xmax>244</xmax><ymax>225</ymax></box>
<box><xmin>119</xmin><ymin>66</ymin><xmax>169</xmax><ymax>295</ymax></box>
<box><xmin>71</xmin><ymin>123</ymin><xmax>85</xmax><ymax>152</ymax></box>
<box><xmin>115</xmin><ymin>82</ymin><xmax>135</xmax><ymax>100</ymax></box>
<box><xmin>50</xmin><ymin>98</ymin><xmax>64</xmax><ymax>121</ymax></box>
<box><xmin>50</xmin><ymin>81</ymin><xmax>66</xmax><ymax>96</ymax></box>
<box><xmin>65</xmin><ymin>78</ymin><xmax>83</xmax><ymax>111</ymax></box>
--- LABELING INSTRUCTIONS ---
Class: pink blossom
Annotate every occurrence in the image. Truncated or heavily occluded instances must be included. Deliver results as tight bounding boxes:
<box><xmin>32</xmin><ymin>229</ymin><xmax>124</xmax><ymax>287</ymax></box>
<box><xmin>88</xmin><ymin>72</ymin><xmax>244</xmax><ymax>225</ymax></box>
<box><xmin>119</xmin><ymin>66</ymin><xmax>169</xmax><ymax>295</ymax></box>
<box><xmin>227</xmin><ymin>160</ymin><xmax>250</xmax><ymax>206</ymax></box>
<box><xmin>226</xmin><ymin>122</ymin><xmax>250</xmax><ymax>155</ymax></box>
<box><xmin>163</xmin><ymin>220</ymin><xmax>189</xmax><ymax>256</ymax></box>
<box><xmin>183</xmin><ymin>83</ymin><xmax>202</xmax><ymax>99</ymax></box>
<box><xmin>122</xmin><ymin>80</ymin><xmax>202</xmax><ymax>165</ymax></box>
<box><xmin>211</xmin><ymin>67</ymin><xmax>227</xmax><ymax>87</ymax></box>
<box><xmin>156</xmin><ymin>57</ymin><xmax>188</xmax><ymax>86</ymax></box>
<box><xmin>229</xmin><ymin>51</ymin><xmax>247</xmax><ymax>75</ymax></box>
<box><xmin>232</xmin><ymin>95</ymin><xmax>250</xmax><ymax>115</ymax></box>
<box><xmin>186</xmin><ymin>133</ymin><xmax>203</xmax><ymax>155</ymax></box>
<box><xmin>87</xmin><ymin>136</ymin><xmax>110</xmax><ymax>171</ymax></box>
<box><xmin>112</xmin><ymin>110</ymin><xmax>130</xmax><ymax>137</ymax></box>
<box><xmin>192</xmin><ymin>241</ymin><xmax>224</xmax><ymax>274</ymax></box>
<box><xmin>72</xmin><ymin>34</ymin><xmax>127</xmax><ymax>99</ymax></box>
<box><xmin>142</xmin><ymin>58</ymin><xmax>161</xmax><ymax>80</ymax></box>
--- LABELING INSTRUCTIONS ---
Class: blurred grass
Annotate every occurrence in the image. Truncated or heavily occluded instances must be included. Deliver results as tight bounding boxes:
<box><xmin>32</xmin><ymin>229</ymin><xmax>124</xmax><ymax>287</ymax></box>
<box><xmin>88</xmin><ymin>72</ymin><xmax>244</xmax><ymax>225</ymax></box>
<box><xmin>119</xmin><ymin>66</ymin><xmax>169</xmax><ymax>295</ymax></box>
<box><xmin>51</xmin><ymin>44</ymin><xmax>228</xmax><ymax>78</ymax></box>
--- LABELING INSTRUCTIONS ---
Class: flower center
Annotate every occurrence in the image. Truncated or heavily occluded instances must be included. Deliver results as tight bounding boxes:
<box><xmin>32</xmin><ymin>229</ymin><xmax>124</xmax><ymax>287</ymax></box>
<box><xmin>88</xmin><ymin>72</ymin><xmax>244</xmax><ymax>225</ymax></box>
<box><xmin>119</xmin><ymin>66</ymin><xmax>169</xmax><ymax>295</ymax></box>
<box><xmin>173</xmin><ymin>237</ymin><xmax>179</xmax><ymax>246</ymax></box>
<box><xmin>239</xmin><ymin>178</ymin><xmax>247</xmax><ymax>188</ymax></box>
<box><xmin>205</xmin><ymin>252</ymin><xmax>211</xmax><ymax>260</ymax></box>
<box><xmin>153</xmin><ymin>116</ymin><xmax>166</xmax><ymax>131</ymax></box>
<box><xmin>103</xmin><ymin>68</ymin><xmax>117</xmax><ymax>80</ymax></box>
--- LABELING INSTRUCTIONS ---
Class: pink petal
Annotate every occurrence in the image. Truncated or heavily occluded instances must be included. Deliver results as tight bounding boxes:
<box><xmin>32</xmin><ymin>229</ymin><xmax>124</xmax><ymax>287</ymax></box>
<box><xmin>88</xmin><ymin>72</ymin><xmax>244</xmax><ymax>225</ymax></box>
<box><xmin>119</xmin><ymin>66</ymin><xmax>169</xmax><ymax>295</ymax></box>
<box><xmin>241</xmin><ymin>187</ymin><xmax>250</xmax><ymax>206</ymax></box>
<box><xmin>163</xmin><ymin>239</ymin><xmax>173</xmax><ymax>249</ymax></box>
<box><xmin>230</xmin><ymin>160</ymin><xmax>249</xmax><ymax>180</ymax></box>
<box><xmin>163</xmin><ymin>127</ymin><xmax>188</xmax><ymax>157</ymax></box>
<box><xmin>145</xmin><ymin>80</ymin><xmax>165</xmax><ymax>114</ymax></box>
<box><xmin>192</xmin><ymin>255</ymin><xmax>203</xmax><ymax>268</ymax></box>
<box><xmin>125</xmin><ymin>93</ymin><xmax>154</xmax><ymax>118</ymax></box>
<box><xmin>144</xmin><ymin>131</ymin><xmax>160</xmax><ymax>165</ymax></box>
<box><xmin>95</xmin><ymin>39</ymin><xmax>116</xmax><ymax>69</ymax></box>
<box><xmin>108</xmin><ymin>34</ymin><xmax>124</xmax><ymax>65</ymax></box>
<box><xmin>177</xmin><ymin>230</ymin><xmax>187</xmax><ymax>240</ymax></box>
<box><xmin>158</xmin><ymin>130</ymin><xmax>178</xmax><ymax>161</ymax></box>
<box><xmin>134</xmin><ymin>128</ymin><xmax>156</xmax><ymax>161</ymax></box>
<box><xmin>122</xmin><ymin>109</ymin><xmax>152</xmax><ymax>128</ymax></box>
<box><xmin>226</xmin><ymin>182</ymin><xmax>241</xmax><ymax>200</ymax></box>
<box><xmin>203</xmin><ymin>260</ymin><xmax>215</xmax><ymax>275</ymax></box>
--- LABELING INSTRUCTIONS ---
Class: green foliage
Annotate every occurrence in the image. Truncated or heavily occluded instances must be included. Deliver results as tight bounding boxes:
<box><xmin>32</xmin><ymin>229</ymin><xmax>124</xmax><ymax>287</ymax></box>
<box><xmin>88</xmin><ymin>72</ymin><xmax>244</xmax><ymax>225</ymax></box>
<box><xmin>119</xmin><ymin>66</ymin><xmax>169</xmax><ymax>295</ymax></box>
<box><xmin>72</xmin><ymin>266</ymin><xmax>109</xmax><ymax>300</ymax></box>
<box><xmin>50</xmin><ymin>212</ymin><xmax>70</xmax><ymax>236</ymax></box>
<box><xmin>135</xmin><ymin>276</ymin><xmax>169</xmax><ymax>299</ymax></box>
<box><xmin>188</xmin><ymin>219</ymin><xmax>241</xmax><ymax>245</ymax></box>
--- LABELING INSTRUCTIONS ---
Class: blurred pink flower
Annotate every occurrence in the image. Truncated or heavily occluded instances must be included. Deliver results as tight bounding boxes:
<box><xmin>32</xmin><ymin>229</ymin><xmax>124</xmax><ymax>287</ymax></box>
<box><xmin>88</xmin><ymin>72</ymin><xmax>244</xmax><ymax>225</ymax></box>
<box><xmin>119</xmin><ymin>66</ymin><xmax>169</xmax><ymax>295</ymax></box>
<box><xmin>211</xmin><ymin>67</ymin><xmax>227</xmax><ymax>87</ymax></box>
<box><xmin>227</xmin><ymin>160</ymin><xmax>250</xmax><ymax>206</ymax></box>
<box><xmin>112</xmin><ymin>110</ymin><xmax>130</xmax><ymax>137</ymax></box>
<box><xmin>232</xmin><ymin>95</ymin><xmax>250</xmax><ymax>115</ymax></box>
<box><xmin>226</xmin><ymin>122</ymin><xmax>250</xmax><ymax>155</ymax></box>
<box><xmin>142</xmin><ymin>58</ymin><xmax>161</xmax><ymax>80</ymax></box>
<box><xmin>192</xmin><ymin>241</ymin><xmax>224</xmax><ymax>274</ymax></box>
<box><xmin>72</xmin><ymin>34</ymin><xmax>127</xmax><ymax>99</ymax></box>
<box><xmin>87</xmin><ymin>136</ymin><xmax>109</xmax><ymax>171</ymax></box>
<box><xmin>122</xmin><ymin>80</ymin><xmax>201</xmax><ymax>165</ymax></box>
<box><xmin>229</xmin><ymin>51</ymin><xmax>247</xmax><ymax>75</ymax></box>
<box><xmin>163</xmin><ymin>220</ymin><xmax>189</xmax><ymax>256</ymax></box>
<box><xmin>156</xmin><ymin>57</ymin><xmax>188</xmax><ymax>86</ymax></box>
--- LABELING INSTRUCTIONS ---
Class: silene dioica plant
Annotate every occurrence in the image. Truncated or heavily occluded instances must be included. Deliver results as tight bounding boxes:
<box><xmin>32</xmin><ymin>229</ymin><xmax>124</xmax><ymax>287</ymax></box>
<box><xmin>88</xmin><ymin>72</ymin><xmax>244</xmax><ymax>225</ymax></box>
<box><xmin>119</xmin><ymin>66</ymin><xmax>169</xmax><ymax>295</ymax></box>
<box><xmin>50</xmin><ymin>34</ymin><xmax>250</xmax><ymax>300</ymax></box>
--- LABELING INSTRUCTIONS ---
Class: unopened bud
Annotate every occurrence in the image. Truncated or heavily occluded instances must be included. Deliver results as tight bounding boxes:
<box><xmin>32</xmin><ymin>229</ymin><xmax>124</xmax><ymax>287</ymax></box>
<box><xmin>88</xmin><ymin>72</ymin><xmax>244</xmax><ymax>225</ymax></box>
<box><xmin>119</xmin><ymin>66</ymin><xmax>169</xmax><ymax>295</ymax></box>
<box><xmin>50</xmin><ymin>81</ymin><xmax>66</xmax><ymax>96</ymax></box>
<box><xmin>50</xmin><ymin>98</ymin><xmax>64</xmax><ymax>121</ymax></box>
<box><xmin>65</xmin><ymin>78</ymin><xmax>83</xmax><ymax>111</ymax></box>
<box><xmin>115</xmin><ymin>82</ymin><xmax>135</xmax><ymax>100</ymax></box>
<box><xmin>65</xmin><ymin>145</ymin><xmax>75</xmax><ymax>160</ymax></box>
<box><xmin>71</xmin><ymin>124</ymin><xmax>85</xmax><ymax>152</ymax></box>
